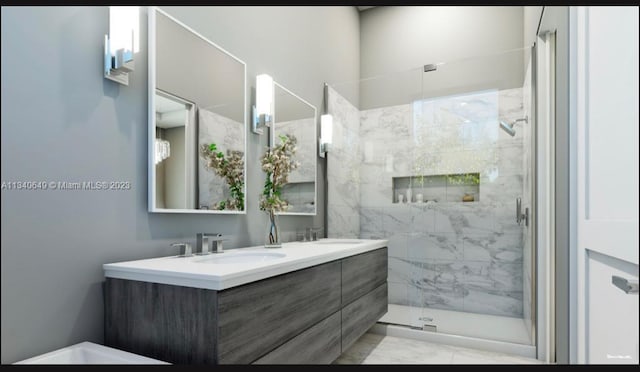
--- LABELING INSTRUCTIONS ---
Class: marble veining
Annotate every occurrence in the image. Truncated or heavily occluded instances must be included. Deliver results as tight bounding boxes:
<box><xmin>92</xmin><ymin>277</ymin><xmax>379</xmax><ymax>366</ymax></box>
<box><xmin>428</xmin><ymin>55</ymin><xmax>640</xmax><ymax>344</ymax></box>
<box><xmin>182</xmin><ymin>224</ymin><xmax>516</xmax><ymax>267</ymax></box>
<box><xmin>327</xmin><ymin>205</ymin><xmax>360</xmax><ymax>239</ymax></box>
<box><xmin>275</xmin><ymin>118</ymin><xmax>315</xmax><ymax>183</ymax></box>
<box><xmin>389</xmin><ymin>256</ymin><xmax>523</xmax><ymax>316</ymax></box>
<box><xmin>327</xmin><ymin>86</ymin><xmax>361</xmax><ymax>238</ymax></box>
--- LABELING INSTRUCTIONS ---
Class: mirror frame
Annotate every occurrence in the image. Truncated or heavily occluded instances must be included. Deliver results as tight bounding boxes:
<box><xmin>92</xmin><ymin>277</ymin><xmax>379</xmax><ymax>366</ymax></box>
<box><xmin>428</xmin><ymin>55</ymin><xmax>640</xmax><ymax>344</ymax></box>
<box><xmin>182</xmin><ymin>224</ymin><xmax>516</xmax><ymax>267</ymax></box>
<box><xmin>148</xmin><ymin>7</ymin><xmax>247</xmax><ymax>214</ymax></box>
<box><xmin>271</xmin><ymin>81</ymin><xmax>318</xmax><ymax>216</ymax></box>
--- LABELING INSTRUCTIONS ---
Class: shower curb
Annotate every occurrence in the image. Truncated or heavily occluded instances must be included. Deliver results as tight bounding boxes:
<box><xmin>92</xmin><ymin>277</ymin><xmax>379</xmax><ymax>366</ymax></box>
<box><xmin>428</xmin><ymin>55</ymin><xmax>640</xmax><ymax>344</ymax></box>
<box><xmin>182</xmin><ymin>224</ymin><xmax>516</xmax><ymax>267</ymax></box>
<box><xmin>370</xmin><ymin>323</ymin><xmax>537</xmax><ymax>360</ymax></box>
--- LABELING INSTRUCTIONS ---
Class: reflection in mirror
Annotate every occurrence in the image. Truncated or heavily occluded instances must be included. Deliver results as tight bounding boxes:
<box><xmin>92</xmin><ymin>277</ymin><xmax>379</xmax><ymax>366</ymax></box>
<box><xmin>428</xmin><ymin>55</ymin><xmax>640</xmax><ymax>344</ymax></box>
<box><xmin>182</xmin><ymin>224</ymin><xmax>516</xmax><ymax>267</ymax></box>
<box><xmin>272</xmin><ymin>82</ymin><xmax>317</xmax><ymax>215</ymax></box>
<box><xmin>198</xmin><ymin>107</ymin><xmax>245</xmax><ymax>211</ymax></box>
<box><xmin>149</xmin><ymin>8</ymin><xmax>247</xmax><ymax>213</ymax></box>
<box><xmin>155</xmin><ymin>90</ymin><xmax>195</xmax><ymax>209</ymax></box>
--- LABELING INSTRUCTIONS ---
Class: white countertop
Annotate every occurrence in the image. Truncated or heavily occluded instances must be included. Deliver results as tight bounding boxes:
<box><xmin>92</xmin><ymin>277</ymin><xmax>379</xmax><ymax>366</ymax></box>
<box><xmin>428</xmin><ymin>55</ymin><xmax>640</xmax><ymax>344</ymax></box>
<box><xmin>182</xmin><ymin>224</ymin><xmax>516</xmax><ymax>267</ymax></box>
<box><xmin>103</xmin><ymin>238</ymin><xmax>388</xmax><ymax>290</ymax></box>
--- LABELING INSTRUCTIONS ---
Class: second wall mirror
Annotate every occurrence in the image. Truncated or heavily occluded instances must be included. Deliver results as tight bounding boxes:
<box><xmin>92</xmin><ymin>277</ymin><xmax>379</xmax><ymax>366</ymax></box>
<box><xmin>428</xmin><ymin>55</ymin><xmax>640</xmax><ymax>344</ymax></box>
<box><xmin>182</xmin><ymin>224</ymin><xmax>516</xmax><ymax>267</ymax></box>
<box><xmin>272</xmin><ymin>82</ymin><xmax>317</xmax><ymax>215</ymax></box>
<box><xmin>149</xmin><ymin>8</ymin><xmax>247</xmax><ymax>214</ymax></box>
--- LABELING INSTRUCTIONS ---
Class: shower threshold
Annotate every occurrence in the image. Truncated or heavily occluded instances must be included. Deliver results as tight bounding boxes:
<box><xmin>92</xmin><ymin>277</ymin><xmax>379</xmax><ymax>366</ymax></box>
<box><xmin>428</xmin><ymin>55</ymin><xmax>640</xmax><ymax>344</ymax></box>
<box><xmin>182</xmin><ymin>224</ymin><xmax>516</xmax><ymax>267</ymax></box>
<box><xmin>379</xmin><ymin>304</ymin><xmax>532</xmax><ymax>345</ymax></box>
<box><xmin>374</xmin><ymin>305</ymin><xmax>536</xmax><ymax>359</ymax></box>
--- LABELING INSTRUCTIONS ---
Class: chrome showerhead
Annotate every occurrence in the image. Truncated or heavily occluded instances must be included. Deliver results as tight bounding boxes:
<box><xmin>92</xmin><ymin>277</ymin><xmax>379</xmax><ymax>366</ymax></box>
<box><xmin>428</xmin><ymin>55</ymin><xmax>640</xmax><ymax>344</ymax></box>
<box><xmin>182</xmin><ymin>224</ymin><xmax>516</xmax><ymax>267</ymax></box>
<box><xmin>499</xmin><ymin>116</ymin><xmax>528</xmax><ymax>137</ymax></box>
<box><xmin>499</xmin><ymin>120</ymin><xmax>516</xmax><ymax>136</ymax></box>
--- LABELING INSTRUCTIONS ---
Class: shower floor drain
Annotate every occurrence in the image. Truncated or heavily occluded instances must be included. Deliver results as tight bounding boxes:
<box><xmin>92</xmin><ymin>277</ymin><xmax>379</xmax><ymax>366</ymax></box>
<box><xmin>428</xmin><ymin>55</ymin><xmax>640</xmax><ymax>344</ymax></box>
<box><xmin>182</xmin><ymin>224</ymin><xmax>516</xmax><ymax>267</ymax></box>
<box><xmin>422</xmin><ymin>324</ymin><xmax>437</xmax><ymax>332</ymax></box>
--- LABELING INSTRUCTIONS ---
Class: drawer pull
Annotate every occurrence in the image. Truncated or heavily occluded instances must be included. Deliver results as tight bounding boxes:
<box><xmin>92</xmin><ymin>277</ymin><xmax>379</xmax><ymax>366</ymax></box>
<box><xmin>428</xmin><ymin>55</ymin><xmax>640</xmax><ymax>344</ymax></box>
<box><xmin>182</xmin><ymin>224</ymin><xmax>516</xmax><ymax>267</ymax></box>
<box><xmin>612</xmin><ymin>276</ymin><xmax>639</xmax><ymax>294</ymax></box>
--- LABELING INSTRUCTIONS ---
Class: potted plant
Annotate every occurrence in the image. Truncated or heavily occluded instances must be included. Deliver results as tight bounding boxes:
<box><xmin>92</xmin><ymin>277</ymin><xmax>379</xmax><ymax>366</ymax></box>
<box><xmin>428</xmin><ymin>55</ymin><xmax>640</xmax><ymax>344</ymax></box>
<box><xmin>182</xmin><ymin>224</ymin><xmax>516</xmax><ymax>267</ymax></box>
<box><xmin>259</xmin><ymin>134</ymin><xmax>299</xmax><ymax>248</ymax></box>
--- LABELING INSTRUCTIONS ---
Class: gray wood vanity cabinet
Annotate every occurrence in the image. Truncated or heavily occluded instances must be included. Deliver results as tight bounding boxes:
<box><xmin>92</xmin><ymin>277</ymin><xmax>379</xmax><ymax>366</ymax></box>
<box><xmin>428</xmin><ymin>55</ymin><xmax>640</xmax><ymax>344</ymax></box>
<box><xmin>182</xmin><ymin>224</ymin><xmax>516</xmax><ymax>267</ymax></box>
<box><xmin>104</xmin><ymin>247</ymin><xmax>388</xmax><ymax>364</ymax></box>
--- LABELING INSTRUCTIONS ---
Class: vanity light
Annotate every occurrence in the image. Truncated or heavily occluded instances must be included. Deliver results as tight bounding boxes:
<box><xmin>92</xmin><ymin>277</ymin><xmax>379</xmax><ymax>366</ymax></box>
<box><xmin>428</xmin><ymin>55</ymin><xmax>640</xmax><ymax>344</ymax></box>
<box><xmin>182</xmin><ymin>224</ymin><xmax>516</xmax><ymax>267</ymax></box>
<box><xmin>104</xmin><ymin>6</ymin><xmax>139</xmax><ymax>86</ymax></box>
<box><xmin>252</xmin><ymin>74</ymin><xmax>274</xmax><ymax>134</ymax></box>
<box><xmin>155</xmin><ymin>138</ymin><xmax>170</xmax><ymax>165</ymax></box>
<box><xmin>155</xmin><ymin>127</ymin><xmax>170</xmax><ymax>165</ymax></box>
<box><xmin>319</xmin><ymin>114</ymin><xmax>333</xmax><ymax>158</ymax></box>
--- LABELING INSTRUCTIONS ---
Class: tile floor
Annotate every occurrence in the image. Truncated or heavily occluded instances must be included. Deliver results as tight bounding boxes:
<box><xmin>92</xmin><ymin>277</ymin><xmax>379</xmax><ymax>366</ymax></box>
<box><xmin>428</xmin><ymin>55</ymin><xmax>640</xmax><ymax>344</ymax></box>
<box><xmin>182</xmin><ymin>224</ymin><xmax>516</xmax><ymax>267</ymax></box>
<box><xmin>334</xmin><ymin>333</ymin><xmax>544</xmax><ymax>364</ymax></box>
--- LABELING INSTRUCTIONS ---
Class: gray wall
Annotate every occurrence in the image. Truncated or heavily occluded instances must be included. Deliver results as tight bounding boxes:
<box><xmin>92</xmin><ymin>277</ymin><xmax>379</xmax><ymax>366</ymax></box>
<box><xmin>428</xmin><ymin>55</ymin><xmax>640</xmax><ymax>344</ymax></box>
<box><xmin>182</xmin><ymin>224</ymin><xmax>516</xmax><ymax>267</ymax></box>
<box><xmin>0</xmin><ymin>6</ymin><xmax>359</xmax><ymax>364</ymax></box>
<box><xmin>357</xmin><ymin>6</ymin><xmax>525</xmax><ymax>109</ymax></box>
<box><xmin>156</xmin><ymin>10</ymin><xmax>244</xmax><ymax>123</ymax></box>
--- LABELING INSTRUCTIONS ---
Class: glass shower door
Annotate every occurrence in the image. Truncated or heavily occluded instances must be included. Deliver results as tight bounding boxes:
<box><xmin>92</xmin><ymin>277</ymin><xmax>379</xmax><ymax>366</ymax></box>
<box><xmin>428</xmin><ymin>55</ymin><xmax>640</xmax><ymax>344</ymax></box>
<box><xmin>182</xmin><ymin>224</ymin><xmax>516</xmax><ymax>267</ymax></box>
<box><xmin>327</xmin><ymin>45</ymin><xmax>535</xmax><ymax>346</ymax></box>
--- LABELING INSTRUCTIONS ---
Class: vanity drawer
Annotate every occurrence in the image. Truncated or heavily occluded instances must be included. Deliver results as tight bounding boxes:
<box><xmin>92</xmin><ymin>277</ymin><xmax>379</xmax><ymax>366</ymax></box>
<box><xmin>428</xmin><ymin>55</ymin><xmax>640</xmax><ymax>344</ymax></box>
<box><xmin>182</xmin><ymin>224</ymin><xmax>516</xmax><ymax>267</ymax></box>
<box><xmin>341</xmin><ymin>282</ymin><xmax>388</xmax><ymax>352</ymax></box>
<box><xmin>252</xmin><ymin>311</ymin><xmax>341</xmax><ymax>364</ymax></box>
<box><xmin>341</xmin><ymin>247</ymin><xmax>388</xmax><ymax>305</ymax></box>
<box><xmin>217</xmin><ymin>260</ymin><xmax>341</xmax><ymax>364</ymax></box>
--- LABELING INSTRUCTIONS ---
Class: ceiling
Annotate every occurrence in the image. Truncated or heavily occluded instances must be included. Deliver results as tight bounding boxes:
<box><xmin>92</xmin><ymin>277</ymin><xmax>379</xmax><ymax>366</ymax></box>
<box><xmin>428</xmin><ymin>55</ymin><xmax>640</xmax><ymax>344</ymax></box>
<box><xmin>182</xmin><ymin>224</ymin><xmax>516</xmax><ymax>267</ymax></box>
<box><xmin>155</xmin><ymin>93</ymin><xmax>187</xmax><ymax>129</ymax></box>
<box><xmin>356</xmin><ymin>6</ymin><xmax>377</xmax><ymax>11</ymax></box>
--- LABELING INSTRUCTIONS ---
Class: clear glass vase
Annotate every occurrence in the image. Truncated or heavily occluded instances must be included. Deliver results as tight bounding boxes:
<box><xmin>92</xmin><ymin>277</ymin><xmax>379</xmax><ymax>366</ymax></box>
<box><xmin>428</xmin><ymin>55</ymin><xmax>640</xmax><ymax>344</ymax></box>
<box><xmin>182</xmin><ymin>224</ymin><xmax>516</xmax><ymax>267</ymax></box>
<box><xmin>264</xmin><ymin>209</ymin><xmax>282</xmax><ymax>248</ymax></box>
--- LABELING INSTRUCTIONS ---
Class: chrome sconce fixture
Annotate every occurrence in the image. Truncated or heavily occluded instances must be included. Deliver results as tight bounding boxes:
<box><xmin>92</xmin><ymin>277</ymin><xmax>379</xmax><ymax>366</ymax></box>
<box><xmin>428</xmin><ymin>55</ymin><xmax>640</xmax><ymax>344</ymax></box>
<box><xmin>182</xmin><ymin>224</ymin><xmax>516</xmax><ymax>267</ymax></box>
<box><xmin>319</xmin><ymin>83</ymin><xmax>333</xmax><ymax>158</ymax></box>
<box><xmin>104</xmin><ymin>6</ymin><xmax>139</xmax><ymax>86</ymax></box>
<box><xmin>319</xmin><ymin>114</ymin><xmax>333</xmax><ymax>158</ymax></box>
<box><xmin>252</xmin><ymin>74</ymin><xmax>274</xmax><ymax>134</ymax></box>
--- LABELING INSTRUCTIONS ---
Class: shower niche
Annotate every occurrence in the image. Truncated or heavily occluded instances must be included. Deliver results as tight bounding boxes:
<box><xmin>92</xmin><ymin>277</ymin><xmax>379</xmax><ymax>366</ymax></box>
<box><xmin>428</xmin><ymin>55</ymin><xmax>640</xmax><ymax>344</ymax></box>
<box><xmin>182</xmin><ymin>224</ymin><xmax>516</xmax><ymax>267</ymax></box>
<box><xmin>392</xmin><ymin>172</ymin><xmax>480</xmax><ymax>204</ymax></box>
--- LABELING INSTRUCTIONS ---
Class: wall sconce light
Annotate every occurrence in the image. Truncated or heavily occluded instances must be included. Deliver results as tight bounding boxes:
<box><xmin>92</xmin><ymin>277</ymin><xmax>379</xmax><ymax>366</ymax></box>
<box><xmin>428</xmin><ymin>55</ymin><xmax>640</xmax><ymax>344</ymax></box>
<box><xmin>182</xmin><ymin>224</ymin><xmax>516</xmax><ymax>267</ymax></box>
<box><xmin>155</xmin><ymin>127</ymin><xmax>170</xmax><ymax>164</ymax></box>
<box><xmin>319</xmin><ymin>114</ymin><xmax>333</xmax><ymax>158</ymax></box>
<box><xmin>155</xmin><ymin>138</ymin><xmax>171</xmax><ymax>165</ymax></box>
<box><xmin>104</xmin><ymin>6</ymin><xmax>139</xmax><ymax>86</ymax></box>
<box><xmin>252</xmin><ymin>74</ymin><xmax>274</xmax><ymax>134</ymax></box>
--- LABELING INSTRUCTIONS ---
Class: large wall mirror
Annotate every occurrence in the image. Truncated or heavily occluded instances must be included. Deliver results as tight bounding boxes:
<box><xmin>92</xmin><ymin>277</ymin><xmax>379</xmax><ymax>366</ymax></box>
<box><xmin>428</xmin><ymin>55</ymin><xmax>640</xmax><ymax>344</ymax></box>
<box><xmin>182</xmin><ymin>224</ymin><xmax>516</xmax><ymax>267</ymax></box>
<box><xmin>149</xmin><ymin>8</ymin><xmax>247</xmax><ymax>213</ymax></box>
<box><xmin>272</xmin><ymin>82</ymin><xmax>317</xmax><ymax>215</ymax></box>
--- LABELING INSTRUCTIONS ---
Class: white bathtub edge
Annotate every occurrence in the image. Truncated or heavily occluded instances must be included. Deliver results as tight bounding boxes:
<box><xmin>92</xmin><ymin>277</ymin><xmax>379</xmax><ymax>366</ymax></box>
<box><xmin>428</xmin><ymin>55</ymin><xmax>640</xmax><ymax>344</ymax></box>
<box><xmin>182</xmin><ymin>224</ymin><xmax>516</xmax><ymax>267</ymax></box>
<box><xmin>14</xmin><ymin>342</ymin><xmax>170</xmax><ymax>364</ymax></box>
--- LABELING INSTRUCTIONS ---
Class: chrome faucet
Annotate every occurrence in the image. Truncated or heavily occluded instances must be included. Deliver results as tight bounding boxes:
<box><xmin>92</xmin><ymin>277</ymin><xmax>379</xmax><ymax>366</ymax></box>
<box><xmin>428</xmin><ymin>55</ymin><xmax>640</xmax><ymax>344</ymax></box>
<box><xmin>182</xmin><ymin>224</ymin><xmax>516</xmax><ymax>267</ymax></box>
<box><xmin>196</xmin><ymin>233</ymin><xmax>226</xmax><ymax>254</ymax></box>
<box><xmin>311</xmin><ymin>228</ymin><xmax>323</xmax><ymax>241</ymax></box>
<box><xmin>304</xmin><ymin>227</ymin><xmax>322</xmax><ymax>241</ymax></box>
<box><xmin>171</xmin><ymin>242</ymin><xmax>192</xmax><ymax>257</ymax></box>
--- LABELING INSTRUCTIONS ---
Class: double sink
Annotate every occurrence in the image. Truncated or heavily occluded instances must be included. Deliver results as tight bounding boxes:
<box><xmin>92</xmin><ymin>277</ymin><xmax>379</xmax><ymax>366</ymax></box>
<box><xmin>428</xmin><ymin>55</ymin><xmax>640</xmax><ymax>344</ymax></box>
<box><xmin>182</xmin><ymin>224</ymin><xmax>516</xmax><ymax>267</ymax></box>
<box><xmin>103</xmin><ymin>238</ymin><xmax>382</xmax><ymax>291</ymax></box>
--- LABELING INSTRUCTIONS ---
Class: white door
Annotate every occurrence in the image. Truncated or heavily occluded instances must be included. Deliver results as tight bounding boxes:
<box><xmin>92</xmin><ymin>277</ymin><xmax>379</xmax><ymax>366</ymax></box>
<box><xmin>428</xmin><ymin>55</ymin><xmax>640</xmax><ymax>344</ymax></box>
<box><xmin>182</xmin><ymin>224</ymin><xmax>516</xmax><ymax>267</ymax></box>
<box><xmin>572</xmin><ymin>6</ymin><xmax>639</xmax><ymax>364</ymax></box>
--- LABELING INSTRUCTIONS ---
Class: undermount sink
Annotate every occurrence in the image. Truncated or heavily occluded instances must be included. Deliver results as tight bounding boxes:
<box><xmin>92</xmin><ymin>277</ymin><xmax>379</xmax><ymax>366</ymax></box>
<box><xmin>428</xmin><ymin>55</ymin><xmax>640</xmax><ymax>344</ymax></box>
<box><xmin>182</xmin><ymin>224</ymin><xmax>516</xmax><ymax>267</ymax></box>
<box><xmin>193</xmin><ymin>251</ymin><xmax>286</xmax><ymax>264</ymax></box>
<box><xmin>316</xmin><ymin>240</ymin><xmax>364</xmax><ymax>245</ymax></box>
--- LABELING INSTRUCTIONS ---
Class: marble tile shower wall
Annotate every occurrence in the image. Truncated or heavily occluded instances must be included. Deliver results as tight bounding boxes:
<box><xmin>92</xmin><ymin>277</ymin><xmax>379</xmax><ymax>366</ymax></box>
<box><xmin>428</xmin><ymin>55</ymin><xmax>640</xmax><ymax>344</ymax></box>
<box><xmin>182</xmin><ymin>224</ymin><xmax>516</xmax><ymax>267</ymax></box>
<box><xmin>359</xmin><ymin>88</ymin><xmax>526</xmax><ymax>318</ymax></box>
<box><xmin>327</xmin><ymin>86</ymin><xmax>361</xmax><ymax>238</ymax></box>
<box><xmin>327</xmin><ymin>86</ymin><xmax>526</xmax><ymax>318</ymax></box>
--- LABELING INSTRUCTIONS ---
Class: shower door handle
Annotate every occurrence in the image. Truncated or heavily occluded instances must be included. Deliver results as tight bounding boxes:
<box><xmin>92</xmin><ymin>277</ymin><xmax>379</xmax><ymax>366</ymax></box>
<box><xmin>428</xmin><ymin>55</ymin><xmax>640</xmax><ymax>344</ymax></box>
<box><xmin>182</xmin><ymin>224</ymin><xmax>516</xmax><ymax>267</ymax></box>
<box><xmin>516</xmin><ymin>198</ymin><xmax>529</xmax><ymax>226</ymax></box>
<box><xmin>612</xmin><ymin>276</ymin><xmax>639</xmax><ymax>294</ymax></box>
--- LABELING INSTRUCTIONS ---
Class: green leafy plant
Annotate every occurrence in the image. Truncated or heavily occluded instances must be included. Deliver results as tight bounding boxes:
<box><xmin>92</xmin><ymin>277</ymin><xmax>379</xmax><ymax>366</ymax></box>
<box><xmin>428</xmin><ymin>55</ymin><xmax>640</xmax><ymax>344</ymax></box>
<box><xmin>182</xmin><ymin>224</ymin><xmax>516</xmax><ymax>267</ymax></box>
<box><xmin>446</xmin><ymin>173</ymin><xmax>480</xmax><ymax>186</ymax></box>
<box><xmin>200</xmin><ymin>143</ymin><xmax>244</xmax><ymax>211</ymax></box>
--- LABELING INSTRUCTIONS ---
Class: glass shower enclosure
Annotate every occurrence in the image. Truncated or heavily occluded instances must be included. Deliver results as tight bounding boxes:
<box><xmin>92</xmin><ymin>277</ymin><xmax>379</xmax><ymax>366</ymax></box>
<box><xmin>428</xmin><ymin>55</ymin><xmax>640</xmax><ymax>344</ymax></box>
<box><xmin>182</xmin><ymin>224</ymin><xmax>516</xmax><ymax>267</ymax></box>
<box><xmin>326</xmin><ymin>46</ymin><xmax>536</xmax><ymax>348</ymax></box>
